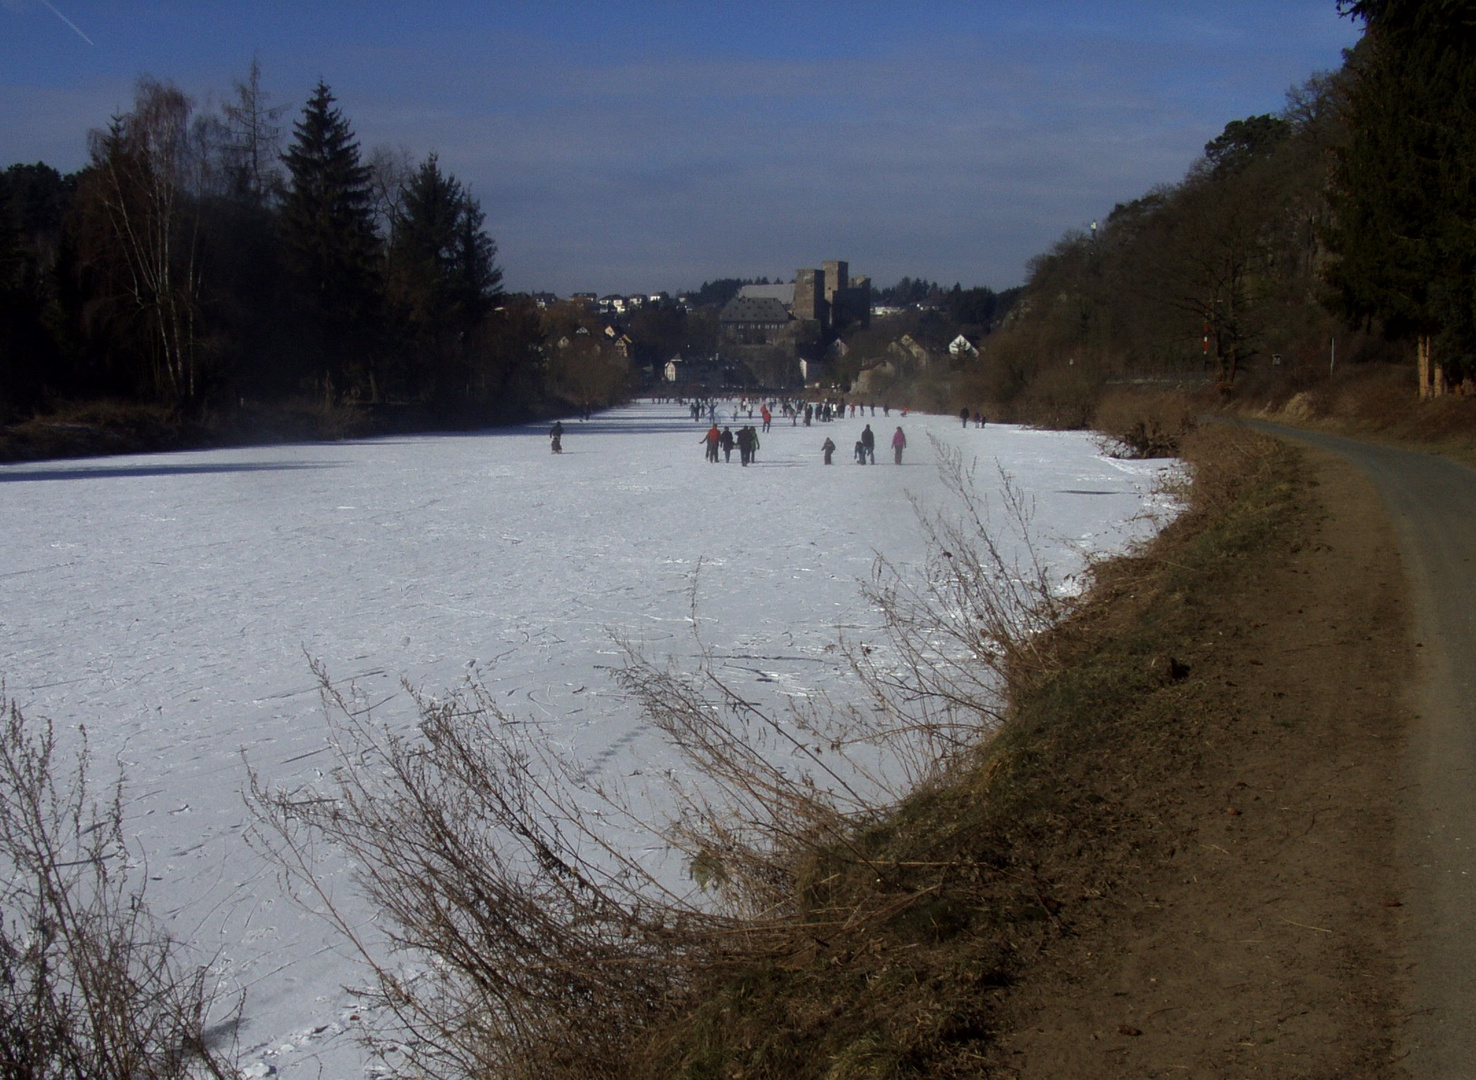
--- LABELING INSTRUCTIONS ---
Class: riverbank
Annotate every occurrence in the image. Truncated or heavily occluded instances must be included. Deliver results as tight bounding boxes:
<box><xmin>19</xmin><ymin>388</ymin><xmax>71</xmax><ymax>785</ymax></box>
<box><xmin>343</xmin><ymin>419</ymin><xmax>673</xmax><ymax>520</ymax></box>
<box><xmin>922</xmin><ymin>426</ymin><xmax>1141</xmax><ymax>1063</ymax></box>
<box><xmin>978</xmin><ymin>428</ymin><xmax>1411</xmax><ymax>1077</ymax></box>
<box><xmin>623</xmin><ymin>421</ymin><xmax>1411</xmax><ymax>1078</ymax></box>
<box><xmin>0</xmin><ymin>396</ymin><xmax>549</xmax><ymax>464</ymax></box>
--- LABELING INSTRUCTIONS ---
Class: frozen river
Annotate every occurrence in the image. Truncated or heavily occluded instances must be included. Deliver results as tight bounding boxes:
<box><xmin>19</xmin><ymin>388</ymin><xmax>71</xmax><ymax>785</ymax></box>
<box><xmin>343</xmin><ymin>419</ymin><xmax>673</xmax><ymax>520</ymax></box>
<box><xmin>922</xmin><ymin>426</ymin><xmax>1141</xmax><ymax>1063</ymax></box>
<box><xmin>0</xmin><ymin>401</ymin><xmax>1172</xmax><ymax>1077</ymax></box>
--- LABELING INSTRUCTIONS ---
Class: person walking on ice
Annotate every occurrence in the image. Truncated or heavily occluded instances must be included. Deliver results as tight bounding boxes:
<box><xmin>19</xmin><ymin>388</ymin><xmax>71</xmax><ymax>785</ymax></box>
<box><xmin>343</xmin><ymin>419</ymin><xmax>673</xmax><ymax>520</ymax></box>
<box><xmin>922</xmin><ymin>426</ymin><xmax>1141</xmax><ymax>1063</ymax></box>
<box><xmin>822</xmin><ymin>436</ymin><xmax>836</xmax><ymax>465</ymax></box>
<box><xmin>701</xmin><ymin>423</ymin><xmax>720</xmax><ymax>462</ymax></box>
<box><xmin>891</xmin><ymin>425</ymin><xmax>906</xmax><ymax>464</ymax></box>
<box><xmin>860</xmin><ymin>423</ymin><xmax>875</xmax><ymax>464</ymax></box>
<box><xmin>549</xmin><ymin>420</ymin><xmax>563</xmax><ymax>453</ymax></box>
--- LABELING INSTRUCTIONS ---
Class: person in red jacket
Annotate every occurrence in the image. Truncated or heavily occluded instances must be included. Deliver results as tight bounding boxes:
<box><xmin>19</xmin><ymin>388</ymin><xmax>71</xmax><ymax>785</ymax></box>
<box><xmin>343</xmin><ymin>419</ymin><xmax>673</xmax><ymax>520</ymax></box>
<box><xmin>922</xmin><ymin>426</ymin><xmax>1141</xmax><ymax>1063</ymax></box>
<box><xmin>701</xmin><ymin>424</ymin><xmax>720</xmax><ymax>462</ymax></box>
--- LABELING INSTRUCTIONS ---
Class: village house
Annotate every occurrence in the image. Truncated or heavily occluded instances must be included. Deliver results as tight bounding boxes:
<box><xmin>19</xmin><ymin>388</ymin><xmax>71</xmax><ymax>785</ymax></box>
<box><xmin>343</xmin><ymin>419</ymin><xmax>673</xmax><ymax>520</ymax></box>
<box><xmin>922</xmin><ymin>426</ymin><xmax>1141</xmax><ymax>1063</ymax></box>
<box><xmin>888</xmin><ymin>334</ymin><xmax>932</xmax><ymax>369</ymax></box>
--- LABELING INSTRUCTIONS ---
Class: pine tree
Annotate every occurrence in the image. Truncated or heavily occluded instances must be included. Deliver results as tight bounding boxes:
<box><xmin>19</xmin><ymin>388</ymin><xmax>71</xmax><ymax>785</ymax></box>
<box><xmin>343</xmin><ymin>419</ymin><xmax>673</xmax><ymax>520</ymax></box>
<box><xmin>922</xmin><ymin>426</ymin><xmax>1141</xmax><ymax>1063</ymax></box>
<box><xmin>389</xmin><ymin>154</ymin><xmax>465</xmax><ymax>330</ymax></box>
<box><xmin>280</xmin><ymin>81</ymin><xmax>382</xmax><ymax>395</ymax></box>
<box><xmin>387</xmin><ymin>154</ymin><xmax>503</xmax><ymax>402</ymax></box>
<box><xmin>449</xmin><ymin>186</ymin><xmax>502</xmax><ymax>331</ymax></box>
<box><xmin>1325</xmin><ymin>2</ymin><xmax>1476</xmax><ymax>393</ymax></box>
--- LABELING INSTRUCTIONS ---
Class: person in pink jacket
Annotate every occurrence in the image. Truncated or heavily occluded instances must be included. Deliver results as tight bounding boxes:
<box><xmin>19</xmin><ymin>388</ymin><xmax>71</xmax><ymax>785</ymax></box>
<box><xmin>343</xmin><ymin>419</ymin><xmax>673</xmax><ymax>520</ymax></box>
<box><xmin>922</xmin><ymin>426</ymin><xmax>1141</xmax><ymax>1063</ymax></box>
<box><xmin>891</xmin><ymin>425</ymin><xmax>906</xmax><ymax>464</ymax></box>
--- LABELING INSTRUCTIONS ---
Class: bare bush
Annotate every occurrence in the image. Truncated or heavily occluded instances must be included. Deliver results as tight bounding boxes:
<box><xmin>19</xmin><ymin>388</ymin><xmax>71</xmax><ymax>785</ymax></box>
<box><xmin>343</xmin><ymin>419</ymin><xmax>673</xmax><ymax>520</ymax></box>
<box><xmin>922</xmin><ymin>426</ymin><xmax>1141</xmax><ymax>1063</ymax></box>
<box><xmin>1093</xmin><ymin>388</ymin><xmax>1200</xmax><ymax>458</ymax></box>
<box><xmin>613</xmin><ymin>440</ymin><xmax>1070</xmax><ymax>913</ymax></box>
<box><xmin>247</xmin><ymin>442</ymin><xmax>1072</xmax><ymax>1079</ymax></box>
<box><xmin>246</xmin><ymin>659</ymin><xmax>740</xmax><ymax>1080</ymax></box>
<box><xmin>0</xmin><ymin>698</ymin><xmax>234</xmax><ymax>1080</ymax></box>
<box><xmin>854</xmin><ymin>436</ymin><xmax>1070</xmax><ymax>726</ymax></box>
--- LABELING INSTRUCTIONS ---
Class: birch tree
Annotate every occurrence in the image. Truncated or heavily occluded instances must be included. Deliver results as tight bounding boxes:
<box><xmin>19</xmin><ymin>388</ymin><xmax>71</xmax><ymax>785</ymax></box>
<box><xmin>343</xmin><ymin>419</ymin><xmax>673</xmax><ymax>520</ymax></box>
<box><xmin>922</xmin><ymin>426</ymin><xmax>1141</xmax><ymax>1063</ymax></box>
<box><xmin>86</xmin><ymin>79</ymin><xmax>203</xmax><ymax>403</ymax></box>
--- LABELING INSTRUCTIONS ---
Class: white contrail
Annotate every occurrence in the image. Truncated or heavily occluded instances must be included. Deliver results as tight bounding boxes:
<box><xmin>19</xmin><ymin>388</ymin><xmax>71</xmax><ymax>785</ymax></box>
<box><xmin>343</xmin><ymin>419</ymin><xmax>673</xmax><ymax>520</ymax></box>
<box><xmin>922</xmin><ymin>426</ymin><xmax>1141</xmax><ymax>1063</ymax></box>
<box><xmin>38</xmin><ymin>0</ymin><xmax>94</xmax><ymax>45</ymax></box>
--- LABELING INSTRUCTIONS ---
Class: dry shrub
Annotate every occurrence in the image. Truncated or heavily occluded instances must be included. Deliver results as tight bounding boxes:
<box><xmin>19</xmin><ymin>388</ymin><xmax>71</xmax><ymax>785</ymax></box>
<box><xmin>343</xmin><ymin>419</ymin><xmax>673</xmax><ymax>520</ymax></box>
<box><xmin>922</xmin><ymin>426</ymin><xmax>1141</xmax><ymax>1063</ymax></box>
<box><xmin>1005</xmin><ymin>361</ymin><xmax>1105</xmax><ymax>430</ymax></box>
<box><xmin>856</xmin><ymin>437</ymin><xmax>1071</xmax><ymax>712</ymax></box>
<box><xmin>247</xmin><ymin>661</ymin><xmax>721</xmax><ymax>1080</ymax></box>
<box><xmin>275</xmin><ymin>393</ymin><xmax>371</xmax><ymax>441</ymax></box>
<box><xmin>0</xmin><ymin>699</ymin><xmax>235</xmax><ymax>1079</ymax></box>
<box><xmin>901</xmin><ymin>370</ymin><xmax>957</xmax><ymax>416</ymax></box>
<box><xmin>615</xmin><ymin>440</ymin><xmax>1065</xmax><ymax>915</ymax></box>
<box><xmin>1093</xmin><ymin>387</ymin><xmax>1199</xmax><ymax>458</ymax></box>
<box><xmin>0</xmin><ymin>399</ymin><xmax>193</xmax><ymax>462</ymax></box>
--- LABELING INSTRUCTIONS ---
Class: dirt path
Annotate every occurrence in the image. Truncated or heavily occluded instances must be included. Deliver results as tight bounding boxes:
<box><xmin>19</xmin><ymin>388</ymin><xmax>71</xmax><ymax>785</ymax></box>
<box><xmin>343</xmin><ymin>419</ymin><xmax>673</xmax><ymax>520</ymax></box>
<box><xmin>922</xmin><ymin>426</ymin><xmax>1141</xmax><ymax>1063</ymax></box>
<box><xmin>989</xmin><ymin>440</ymin><xmax>1415</xmax><ymax>1077</ymax></box>
<box><xmin>1247</xmin><ymin>422</ymin><xmax>1476</xmax><ymax>1080</ymax></box>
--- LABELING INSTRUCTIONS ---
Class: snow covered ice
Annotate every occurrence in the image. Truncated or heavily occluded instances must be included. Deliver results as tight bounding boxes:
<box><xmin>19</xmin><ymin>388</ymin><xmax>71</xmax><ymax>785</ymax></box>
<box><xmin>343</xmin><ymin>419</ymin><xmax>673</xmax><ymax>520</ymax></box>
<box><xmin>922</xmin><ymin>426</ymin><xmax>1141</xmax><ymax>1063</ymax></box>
<box><xmin>0</xmin><ymin>401</ymin><xmax>1174</xmax><ymax>1077</ymax></box>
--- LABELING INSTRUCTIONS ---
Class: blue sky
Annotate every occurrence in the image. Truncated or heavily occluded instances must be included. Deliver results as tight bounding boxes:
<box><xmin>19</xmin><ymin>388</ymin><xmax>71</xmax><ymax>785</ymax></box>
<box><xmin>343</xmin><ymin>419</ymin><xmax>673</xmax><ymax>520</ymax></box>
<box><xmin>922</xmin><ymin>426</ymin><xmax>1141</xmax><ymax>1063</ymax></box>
<box><xmin>1</xmin><ymin>1</ymin><xmax>1361</xmax><ymax>295</ymax></box>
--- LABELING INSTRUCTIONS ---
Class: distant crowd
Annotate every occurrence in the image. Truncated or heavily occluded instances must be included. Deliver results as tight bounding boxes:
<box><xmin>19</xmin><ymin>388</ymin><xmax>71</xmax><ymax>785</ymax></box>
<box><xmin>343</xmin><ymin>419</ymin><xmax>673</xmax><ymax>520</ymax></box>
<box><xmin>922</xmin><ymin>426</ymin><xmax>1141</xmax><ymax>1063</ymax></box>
<box><xmin>678</xmin><ymin>395</ymin><xmax>906</xmax><ymax>428</ymax></box>
<box><xmin>555</xmin><ymin>395</ymin><xmax>986</xmax><ymax>467</ymax></box>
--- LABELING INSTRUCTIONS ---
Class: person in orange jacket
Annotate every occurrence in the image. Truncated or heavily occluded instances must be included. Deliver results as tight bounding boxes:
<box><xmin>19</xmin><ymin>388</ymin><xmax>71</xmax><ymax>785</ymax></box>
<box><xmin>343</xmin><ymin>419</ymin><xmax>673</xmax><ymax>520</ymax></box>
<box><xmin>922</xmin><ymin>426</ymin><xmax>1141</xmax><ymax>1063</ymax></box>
<box><xmin>701</xmin><ymin>424</ymin><xmax>720</xmax><ymax>462</ymax></box>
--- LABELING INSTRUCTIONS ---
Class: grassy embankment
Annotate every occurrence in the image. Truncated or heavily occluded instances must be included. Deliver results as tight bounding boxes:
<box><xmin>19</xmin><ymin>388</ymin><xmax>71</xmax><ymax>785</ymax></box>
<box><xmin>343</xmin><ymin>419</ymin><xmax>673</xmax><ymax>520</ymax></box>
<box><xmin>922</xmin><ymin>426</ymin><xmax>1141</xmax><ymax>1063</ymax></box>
<box><xmin>1221</xmin><ymin>361</ymin><xmax>1476</xmax><ymax>468</ymax></box>
<box><xmin>612</xmin><ymin>397</ymin><xmax>1349</xmax><ymax>1077</ymax></box>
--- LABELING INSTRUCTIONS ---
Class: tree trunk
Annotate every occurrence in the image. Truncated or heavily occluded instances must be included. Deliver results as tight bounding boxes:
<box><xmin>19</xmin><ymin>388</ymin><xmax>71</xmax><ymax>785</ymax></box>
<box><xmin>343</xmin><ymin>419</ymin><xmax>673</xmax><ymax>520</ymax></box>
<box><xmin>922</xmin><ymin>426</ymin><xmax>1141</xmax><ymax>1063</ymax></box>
<box><xmin>1416</xmin><ymin>334</ymin><xmax>1440</xmax><ymax>398</ymax></box>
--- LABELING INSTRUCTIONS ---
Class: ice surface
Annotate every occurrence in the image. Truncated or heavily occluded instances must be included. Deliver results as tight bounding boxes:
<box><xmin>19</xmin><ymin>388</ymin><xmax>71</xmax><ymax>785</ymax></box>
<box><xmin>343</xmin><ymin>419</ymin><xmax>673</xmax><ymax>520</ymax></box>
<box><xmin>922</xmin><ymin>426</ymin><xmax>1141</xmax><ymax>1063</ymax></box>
<box><xmin>0</xmin><ymin>402</ymin><xmax>1173</xmax><ymax>1076</ymax></box>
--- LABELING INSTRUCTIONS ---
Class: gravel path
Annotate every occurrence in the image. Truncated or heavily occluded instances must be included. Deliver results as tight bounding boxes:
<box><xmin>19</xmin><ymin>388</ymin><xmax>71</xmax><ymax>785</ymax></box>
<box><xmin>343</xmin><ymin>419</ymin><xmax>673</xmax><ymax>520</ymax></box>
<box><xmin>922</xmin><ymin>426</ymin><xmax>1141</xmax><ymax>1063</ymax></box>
<box><xmin>1248</xmin><ymin>421</ymin><xmax>1476</xmax><ymax>1079</ymax></box>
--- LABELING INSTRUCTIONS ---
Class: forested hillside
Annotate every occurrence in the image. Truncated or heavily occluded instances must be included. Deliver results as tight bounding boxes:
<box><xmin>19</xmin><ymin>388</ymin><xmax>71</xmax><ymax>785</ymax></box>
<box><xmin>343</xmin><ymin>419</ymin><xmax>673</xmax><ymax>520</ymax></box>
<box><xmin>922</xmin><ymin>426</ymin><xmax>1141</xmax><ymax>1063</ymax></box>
<box><xmin>947</xmin><ymin>2</ymin><xmax>1475</xmax><ymax>428</ymax></box>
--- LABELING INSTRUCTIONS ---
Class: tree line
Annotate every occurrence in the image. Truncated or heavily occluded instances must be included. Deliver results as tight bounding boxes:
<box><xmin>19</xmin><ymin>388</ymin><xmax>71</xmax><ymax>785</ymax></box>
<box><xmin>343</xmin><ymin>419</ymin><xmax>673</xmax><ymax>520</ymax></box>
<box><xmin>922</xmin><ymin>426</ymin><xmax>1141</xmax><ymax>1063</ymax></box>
<box><xmin>6</xmin><ymin>2</ymin><xmax>1467</xmax><ymax>432</ymax></box>
<box><xmin>0</xmin><ymin>65</ymin><xmax>545</xmax><ymax>424</ymax></box>
<box><xmin>956</xmin><ymin>2</ymin><xmax>1475</xmax><ymax>423</ymax></box>
<box><xmin>1324</xmin><ymin>0</ymin><xmax>1476</xmax><ymax>396</ymax></box>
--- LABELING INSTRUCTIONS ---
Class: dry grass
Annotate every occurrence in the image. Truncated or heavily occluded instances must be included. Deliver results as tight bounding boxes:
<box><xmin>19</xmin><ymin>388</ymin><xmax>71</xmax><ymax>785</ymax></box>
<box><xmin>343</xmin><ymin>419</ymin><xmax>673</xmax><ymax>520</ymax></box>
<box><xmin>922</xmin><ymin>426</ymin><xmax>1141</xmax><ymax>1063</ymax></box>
<box><xmin>1231</xmin><ymin>361</ymin><xmax>1476</xmax><ymax>467</ymax></box>
<box><xmin>619</xmin><ymin>423</ymin><xmax>1299</xmax><ymax>1079</ymax></box>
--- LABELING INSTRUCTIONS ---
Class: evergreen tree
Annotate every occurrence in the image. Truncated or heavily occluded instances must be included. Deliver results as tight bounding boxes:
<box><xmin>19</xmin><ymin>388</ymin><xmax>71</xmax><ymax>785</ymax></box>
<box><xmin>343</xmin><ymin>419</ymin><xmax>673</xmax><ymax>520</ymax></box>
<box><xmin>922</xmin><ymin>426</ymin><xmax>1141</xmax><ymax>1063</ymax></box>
<box><xmin>1199</xmin><ymin>114</ymin><xmax>1292</xmax><ymax>179</ymax></box>
<box><xmin>1325</xmin><ymin>1</ymin><xmax>1476</xmax><ymax>393</ymax></box>
<box><xmin>0</xmin><ymin>164</ymin><xmax>77</xmax><ymax>407</ymax></box>
<box><xmin>280</xmin><ymin>81</ymin><xmax>382</xmax><ymax>396</ymax></box>
<box><xmin>389</xmin><ymin>154</ymin><xmax>466</xmax><ymax>331</ymax></box>
<box><xmin>0</xmin><ymin>178</ymin><xmax>29</xmax><ymax>407</ymax></box>
<box><xmin>387</xmin><ymin>154</ymin><xmax>504</xmax><ymax>402</ymax></box>
<box><xmin>449</xmin><ymin>189</ymin><xmax>502</xmax><ymax>331</ymax></box>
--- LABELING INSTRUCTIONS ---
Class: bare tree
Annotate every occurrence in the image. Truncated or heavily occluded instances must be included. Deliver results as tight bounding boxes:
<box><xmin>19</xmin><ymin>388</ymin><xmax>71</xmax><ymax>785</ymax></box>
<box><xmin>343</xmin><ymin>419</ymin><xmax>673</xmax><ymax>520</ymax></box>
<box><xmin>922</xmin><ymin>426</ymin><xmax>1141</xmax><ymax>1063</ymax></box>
<box><xmin>86</xmin><ymin>78</ymin><xmax>203</xmax><ymax>403</ymax></box>
<box><xmin>365</xmin><ymin>145</ymin><xmax>415</xmax><ymax>240</ymax></box>
<box><xmin>220</xmin><ymin>55</ymin><xmax>287</xmax><ymax>205</ymax></box>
